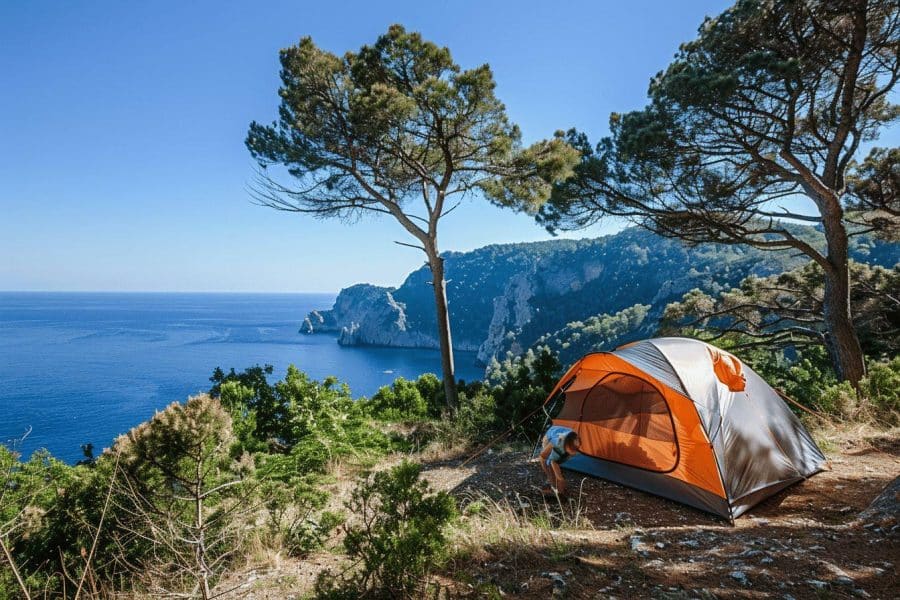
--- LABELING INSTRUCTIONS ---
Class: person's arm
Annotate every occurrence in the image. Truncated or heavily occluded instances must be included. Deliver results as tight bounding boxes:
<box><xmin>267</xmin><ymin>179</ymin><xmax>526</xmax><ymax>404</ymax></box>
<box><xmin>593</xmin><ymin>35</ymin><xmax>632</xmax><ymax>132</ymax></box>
<box><xmin>550</xmin><ymin>461</ymin><xmax>565</xmax><ymax>492</ymax></box>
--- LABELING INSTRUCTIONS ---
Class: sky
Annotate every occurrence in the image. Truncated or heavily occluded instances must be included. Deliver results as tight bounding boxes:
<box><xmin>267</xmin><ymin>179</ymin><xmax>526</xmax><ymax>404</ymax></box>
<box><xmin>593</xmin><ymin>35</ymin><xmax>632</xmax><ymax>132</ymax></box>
<box><xmin>1</xmin><ymin>0</ymin><xmax>876</xmax><ymax>293</ymax></box>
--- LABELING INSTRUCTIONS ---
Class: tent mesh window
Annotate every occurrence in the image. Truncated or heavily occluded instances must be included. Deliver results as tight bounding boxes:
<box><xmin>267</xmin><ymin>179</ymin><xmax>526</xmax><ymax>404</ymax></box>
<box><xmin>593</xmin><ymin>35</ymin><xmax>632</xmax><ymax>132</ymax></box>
<box><xmin>577</xmin><ymin>373</ymin><xmax>678</xmax><ymax>472</ymax></box>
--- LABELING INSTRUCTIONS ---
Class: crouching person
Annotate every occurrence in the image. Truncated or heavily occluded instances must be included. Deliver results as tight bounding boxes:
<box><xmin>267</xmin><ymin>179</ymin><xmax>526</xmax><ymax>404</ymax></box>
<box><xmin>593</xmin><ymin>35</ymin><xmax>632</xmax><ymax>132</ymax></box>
<box><xmin>539</xmin><ymin>425</ymin><xmax>581</xmax><ymax>497</ymax></box>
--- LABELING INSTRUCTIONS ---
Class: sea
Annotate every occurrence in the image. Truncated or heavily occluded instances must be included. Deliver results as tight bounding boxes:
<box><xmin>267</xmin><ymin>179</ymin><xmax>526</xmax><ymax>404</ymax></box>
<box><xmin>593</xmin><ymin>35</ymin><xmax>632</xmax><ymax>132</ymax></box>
<box><xmin>0</xmin><ymin>292</ymin><xmax>483</xmax><ymax>463</ymax></box>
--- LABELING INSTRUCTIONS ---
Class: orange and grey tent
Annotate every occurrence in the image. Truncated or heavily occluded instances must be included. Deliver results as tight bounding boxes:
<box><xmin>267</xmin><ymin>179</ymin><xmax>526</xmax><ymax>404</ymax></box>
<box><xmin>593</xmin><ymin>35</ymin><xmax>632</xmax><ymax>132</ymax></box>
<box><xmin>540</xmin><ymin>337</ymin><xmax>826</xmax><ymax>519</ymax></box>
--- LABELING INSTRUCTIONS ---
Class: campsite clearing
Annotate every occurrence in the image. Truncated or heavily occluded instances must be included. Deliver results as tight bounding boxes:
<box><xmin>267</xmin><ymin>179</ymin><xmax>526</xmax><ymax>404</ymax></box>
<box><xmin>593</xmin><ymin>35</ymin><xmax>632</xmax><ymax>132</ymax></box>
<box><xmin>212</xmin><ymin>427</ymin><xmax>898</xmax><ymax>599</ymax></box>
<box><xmin>424</xmin><ymin>427</ymin><xmax>899</xmax><ymax>599</ymax></box>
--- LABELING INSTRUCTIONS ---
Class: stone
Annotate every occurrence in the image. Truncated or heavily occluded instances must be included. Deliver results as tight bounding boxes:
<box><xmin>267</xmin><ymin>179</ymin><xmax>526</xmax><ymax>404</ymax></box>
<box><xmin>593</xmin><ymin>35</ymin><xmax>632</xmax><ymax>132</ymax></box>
<box><xmin>730</xmin><ymin>571</ymin><xmax>750</xmax><ymax>586</ymax></box>
<box><xmin>545</xmin><ymin>571</ymin><xmax>567</xmax><ymax>598</ymax></box>
<box><xmin>630</xmin><ymin>535</ymin><xmax>649</xmax><ymax>556</ymax></box>
<box><xmin>805</xmin><ymin>580</ymin><xmax>828</xmax><ymax>590</ymax></box>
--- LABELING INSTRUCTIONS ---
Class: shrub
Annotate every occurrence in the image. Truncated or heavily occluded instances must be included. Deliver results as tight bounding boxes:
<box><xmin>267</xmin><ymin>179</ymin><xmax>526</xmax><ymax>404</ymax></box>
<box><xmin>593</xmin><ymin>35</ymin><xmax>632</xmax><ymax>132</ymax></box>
<box><xmin>0</xmin><ymin>446</ymin><xmax>85</xmax><ymax>597</ymax></box>
<box><xmin>315</xmin><ymin>461</ymin><xmax>458</xmax><ymax>599</ymax></box>
<box><xmin>364</xmin><ymin>377</ymin><xmax>429</xmax><ymax>421</ymax></box>
<box><xmin>257</xmin><ymin>471</ymin><xmax>341</xmax><ymax>557</ymax></box>
<box><xmin>483</xmin><ymin>346</ymin><xmax>562</xmax><ymax>441</ymax></box>
<box><xmin>414</xmin><ymin>373</ymin><xmax>444</xmax><ymax>417</ymax></box>
<box><xmin>109</xmin><ymin>394</ymin><xmax>255</xmax><ymax>598</ymax></box>
<box><xmin>212</xmin><ymin>365</ymin><xmax>400</xmax><ymax>469</ymax></box>
<box><xmin>362</xmin><ymin>373</ymin><xmax>447</xmax><ymax>421</ymax></box>
<box><xmin>210</xmin><ymin>364</ymin><xmax>281</xmax><ymax>448</ymax></box>
<box><xmin>437</xmin><ymin>387</ymin><xmax>499</xmax><ymax>444</ymax></box>
<box><xmin>863</xmin><ymin>357</ymin><xmax>900</xmax><ymax>423</ymax></box>
<box><xmin>816</xmin><ymin>357</ymin><xmax>900</xmax><ymax>424</ymax></box>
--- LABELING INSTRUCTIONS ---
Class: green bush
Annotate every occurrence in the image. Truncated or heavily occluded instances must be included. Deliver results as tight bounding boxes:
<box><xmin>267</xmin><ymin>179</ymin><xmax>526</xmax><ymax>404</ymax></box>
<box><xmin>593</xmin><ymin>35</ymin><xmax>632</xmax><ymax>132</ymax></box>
<box><xmin>361</xmin><ymin>373</ymin><xmax>448</xmax><ymax>421</ymax></box>
<box><xmin>364</xmin><ymin>377</ymin><xmax>430</xmax><ymax>421</ymax></box>
<box><xmin>816</xmin><ymin>357</ymin><xmax>900</xmax><ymax>424</ymax></box>
<box><xmin>0</xmin><ymin>446</ymin><xmax>86</xmax><ymax>597</ymax></box>
<box><xmin>483</xmin><ymin>346</ymin><xmax>562</xmax><ymax>441</ymax></box>
<box><xmin>414</xmin><ymin>373</ymin><xmax>444</xmax><ymax>417</ymax></box>
<box><xmin>109</xmin><ymin>394</ymin><xmax>255</xmax><ymax>596</ymax></box>
<box><xmin>863</xmin><ymin>357</ymin><xmax>900</xmax><ymax>421</ymax></box>
<box><xmin>315</xmin><ymin>461</ymin><xmax>458</xmax><ymax>599</ymax></box>
<box><xmin>212</xmin><ymin>364</ymin><xmax>401</xmax><ymax>469</ymax></box>
<box><xmin>434</xmin><ymin>386</ymin><xmax>499</xmax><ymax>444</ymax></box>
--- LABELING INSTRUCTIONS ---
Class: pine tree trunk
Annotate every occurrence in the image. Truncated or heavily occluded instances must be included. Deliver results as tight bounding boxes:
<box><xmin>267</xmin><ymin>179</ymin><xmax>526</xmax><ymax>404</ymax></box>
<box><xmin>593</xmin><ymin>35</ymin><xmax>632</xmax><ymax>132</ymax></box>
<box><xmin>196</xmin><ymin>465</ymin><xmax>211</xmax><ymax>600</ymax></box>
<box><xmin>426</xmin><ymin>250</ymin><xmax>459</xmax><ymax>412</ymax></box>
<box><xmin>821</xmin><ymin>213</ymin><xmax>866</xmax><ymax>386</ymax></box>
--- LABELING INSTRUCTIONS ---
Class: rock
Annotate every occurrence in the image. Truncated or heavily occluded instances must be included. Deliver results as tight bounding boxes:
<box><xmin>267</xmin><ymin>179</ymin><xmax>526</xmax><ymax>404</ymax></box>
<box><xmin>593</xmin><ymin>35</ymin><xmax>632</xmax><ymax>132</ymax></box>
<box><xmin>730</xmin><ymin>571</ymin><xmax>750</xmax><ymax>586</ymax></box>
<box><xmin>656</xmin><ymin>542</ymin><xmax>666</xmax><ymax>549</ymax></box>
<box><xmin>302</xmin><ymin>285</ymin><xmax>424</xmax><ymax>346</ymax></box>
<box><xmin>303</xmin><ymin>227</ymin><xmax>841</xmax><ymax>364</ymax></box>
<box><xmin>679</xmin><ymin>539</ymin><xmax>700</xmax><ymax>548</ymax></box>
<box><xmin>822</xmin><ymin>562</ymin><xmax>855</xmax><ymax>587</ymax></box>
<box><xmin>858</xmin><ymin>475</ymin><xmax>900</xmax><ymax>530</ymax></box>
<box><xmin>806</xmin><ymin>580</ymin><xmax>828</xmax><ymax>590</ymax></box>
<box><xmin>543</xmin><ymin>571</ymin><xmax>567</xmax><ymax>597</ymax></box>
<box><xmin>629</xmin><ymin>536</ymin><xmax>649</xmax><ymax>557</ymax></box>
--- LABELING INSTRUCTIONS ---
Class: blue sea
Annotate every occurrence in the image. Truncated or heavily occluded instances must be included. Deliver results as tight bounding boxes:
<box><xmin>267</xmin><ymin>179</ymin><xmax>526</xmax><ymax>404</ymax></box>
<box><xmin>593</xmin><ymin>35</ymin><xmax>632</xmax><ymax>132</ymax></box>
<box><xmin>0</xmin><ymin>292</ymin><xmax>482</xmax><ymax>463</ymax></box>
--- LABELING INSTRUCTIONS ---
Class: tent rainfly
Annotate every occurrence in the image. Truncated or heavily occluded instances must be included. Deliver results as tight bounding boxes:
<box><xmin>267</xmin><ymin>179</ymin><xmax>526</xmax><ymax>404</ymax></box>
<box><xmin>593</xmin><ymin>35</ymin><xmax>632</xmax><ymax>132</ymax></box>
<box><xmin>539</xmin><ymin>337</ymin><xmax>826</xmax><ymax>519</ymax></box>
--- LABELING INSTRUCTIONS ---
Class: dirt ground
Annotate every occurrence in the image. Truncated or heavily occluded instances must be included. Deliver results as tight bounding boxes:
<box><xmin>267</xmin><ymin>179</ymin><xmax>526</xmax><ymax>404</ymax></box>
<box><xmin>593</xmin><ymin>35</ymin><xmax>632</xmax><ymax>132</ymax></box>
<box><xmin>423</xmin><ymin>429</ymin><xmax>899</xmax><ymax>599</ymax></box>
<box><xmin>225</xmin><ymin>428</ymin><xmax>898</xmax><ymax>599</ymax></box>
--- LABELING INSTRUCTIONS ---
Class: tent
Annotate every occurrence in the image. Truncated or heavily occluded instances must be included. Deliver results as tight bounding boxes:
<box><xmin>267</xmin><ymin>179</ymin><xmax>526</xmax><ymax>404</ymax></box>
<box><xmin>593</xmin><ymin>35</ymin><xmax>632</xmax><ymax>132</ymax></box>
<box><xmin>539</xmin><ymin>337</ymin><xmax>826</xmax><ymax>519</ymax></box>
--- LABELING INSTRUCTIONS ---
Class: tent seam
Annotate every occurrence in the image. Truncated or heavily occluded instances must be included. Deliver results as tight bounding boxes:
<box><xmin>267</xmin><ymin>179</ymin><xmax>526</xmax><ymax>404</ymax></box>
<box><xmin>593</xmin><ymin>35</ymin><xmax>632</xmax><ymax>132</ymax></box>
<box><xmin>646</xmin><ymin>339</ymin><xmax>732</xmax><ymax>508</ymax></box>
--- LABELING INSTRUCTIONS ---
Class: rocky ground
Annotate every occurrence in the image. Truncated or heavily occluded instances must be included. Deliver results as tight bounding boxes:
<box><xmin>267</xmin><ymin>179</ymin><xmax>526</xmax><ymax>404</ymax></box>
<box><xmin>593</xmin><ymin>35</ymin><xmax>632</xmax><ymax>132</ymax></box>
<box><xmin>425</xmin><ymin>429</ymin><xmax>899</xmax><ymax>599</ymax></box>
<box><xmin>226</xmin><ymin>427</ymin><xmax>898</xmax><ymax>599</ymax></box>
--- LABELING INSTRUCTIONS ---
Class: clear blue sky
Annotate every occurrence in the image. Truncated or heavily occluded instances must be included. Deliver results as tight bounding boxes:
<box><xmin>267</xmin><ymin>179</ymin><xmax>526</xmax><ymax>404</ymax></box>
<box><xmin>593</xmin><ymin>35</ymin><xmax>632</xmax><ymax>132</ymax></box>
<box><xmin>1</xmin><ymin>0</ymin><xmax>843</xmax><ymax>292</ymax></box>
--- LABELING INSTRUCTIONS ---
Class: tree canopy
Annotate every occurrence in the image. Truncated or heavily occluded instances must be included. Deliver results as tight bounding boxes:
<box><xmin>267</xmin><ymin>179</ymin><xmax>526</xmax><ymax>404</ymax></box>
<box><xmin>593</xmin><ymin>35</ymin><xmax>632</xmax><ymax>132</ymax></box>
<box><xmin>536</xmin><ymin>0</ymin><xmax>900</xmax><ymax>384</ymax></box>
<box><xmin>247</xmin><ymin>25</ymin><xmax>578</xmax><ymax>408</ymax></box>
<box><xmin>246</xmin><ymin>24</ymin><xmax>577</xmax><ymax>229</ymax></box>
<box><xmin>663</xmin><ymin>261</ymin><xmax>900</xmax><ymax>358</ymax></box>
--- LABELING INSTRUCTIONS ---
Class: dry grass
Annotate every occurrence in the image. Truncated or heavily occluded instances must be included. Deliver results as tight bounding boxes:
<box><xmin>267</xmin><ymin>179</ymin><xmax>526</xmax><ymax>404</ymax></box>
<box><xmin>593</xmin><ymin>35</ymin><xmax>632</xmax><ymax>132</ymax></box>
<box><xmin>102</xmin><ymin>424</ymin><xmax>899</xmax><ymax>599</ymax></box>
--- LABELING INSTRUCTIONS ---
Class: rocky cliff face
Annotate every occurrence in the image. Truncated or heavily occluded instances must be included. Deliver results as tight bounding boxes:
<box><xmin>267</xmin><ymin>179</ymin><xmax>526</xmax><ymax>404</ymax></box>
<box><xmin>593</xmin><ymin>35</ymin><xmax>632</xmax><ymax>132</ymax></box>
<box><xmin>304</xmin><ymin>227</ymin><xmax>900</xmax><ymax>364</ymax></box>
<box><xmin>303</xmin><ymin>283</ymin><xmax>443</xmax><ymax>348</ymax></box>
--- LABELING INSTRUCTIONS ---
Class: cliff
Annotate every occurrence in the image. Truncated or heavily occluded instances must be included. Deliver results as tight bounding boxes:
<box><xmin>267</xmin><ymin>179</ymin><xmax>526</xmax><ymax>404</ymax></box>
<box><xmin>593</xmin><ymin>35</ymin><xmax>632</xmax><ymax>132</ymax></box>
<box><xmin>304</xmin><ymin>227</ymin><xmax>900</xmax><ymax>364</ymax></box>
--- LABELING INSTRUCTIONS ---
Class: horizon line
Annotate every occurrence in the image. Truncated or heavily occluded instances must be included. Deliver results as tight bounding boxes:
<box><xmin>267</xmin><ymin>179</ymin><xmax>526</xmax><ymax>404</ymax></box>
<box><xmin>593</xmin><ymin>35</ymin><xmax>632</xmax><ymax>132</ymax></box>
<box><xmin>0</xmin><ymin>289</ymin><xmax>340</xmax><ymax>295</ymax></box>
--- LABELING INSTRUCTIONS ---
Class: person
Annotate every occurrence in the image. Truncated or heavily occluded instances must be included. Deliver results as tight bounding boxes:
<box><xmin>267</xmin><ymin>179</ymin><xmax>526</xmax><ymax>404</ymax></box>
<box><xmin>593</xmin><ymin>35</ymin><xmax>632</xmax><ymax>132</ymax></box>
<box><xmin>538</xmin><ymin>425</ymin><xmax>581</xmax><ymax>496</ymax></box>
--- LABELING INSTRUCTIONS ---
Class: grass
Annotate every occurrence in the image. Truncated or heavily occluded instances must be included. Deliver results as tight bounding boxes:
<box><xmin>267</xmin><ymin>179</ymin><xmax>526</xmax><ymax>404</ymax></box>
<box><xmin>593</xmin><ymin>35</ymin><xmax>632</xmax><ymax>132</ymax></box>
<box><xmin>447</xmin><ymin>483</ymin><xmax>594</xmax><ymax>567</ymax></box>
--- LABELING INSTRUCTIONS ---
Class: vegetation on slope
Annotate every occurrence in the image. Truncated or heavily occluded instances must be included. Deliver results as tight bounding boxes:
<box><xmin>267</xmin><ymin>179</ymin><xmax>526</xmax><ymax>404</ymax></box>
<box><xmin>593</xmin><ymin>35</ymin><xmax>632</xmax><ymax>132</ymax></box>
<box><xmin>2</xmin><ymin>339</ymin><xmax>898</xmax><ymax>598</ymax></box>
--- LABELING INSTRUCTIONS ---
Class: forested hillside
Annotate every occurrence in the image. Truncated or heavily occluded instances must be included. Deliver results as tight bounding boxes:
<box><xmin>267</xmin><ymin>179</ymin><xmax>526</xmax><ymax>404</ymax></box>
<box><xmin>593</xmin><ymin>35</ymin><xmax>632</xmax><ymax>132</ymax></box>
<box><xmin>304</xmin><ymin>226</ymin><xmax>899</xmax><ymax>365</ymax></box>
